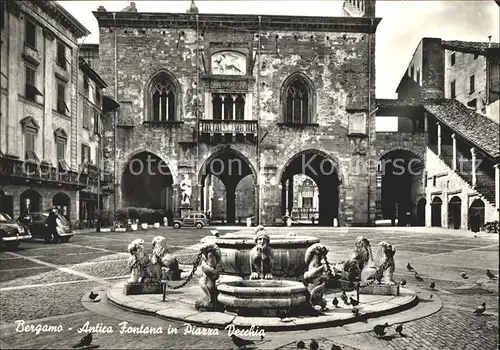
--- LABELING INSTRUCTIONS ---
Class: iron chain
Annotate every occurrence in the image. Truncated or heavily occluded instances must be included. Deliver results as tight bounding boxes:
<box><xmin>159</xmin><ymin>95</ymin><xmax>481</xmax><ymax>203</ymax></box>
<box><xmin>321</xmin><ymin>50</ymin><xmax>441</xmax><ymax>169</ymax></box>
<box><xmin>163</xmin><ymin>252</ymin><xmax>203</xmax><ymax>290</ymax></box>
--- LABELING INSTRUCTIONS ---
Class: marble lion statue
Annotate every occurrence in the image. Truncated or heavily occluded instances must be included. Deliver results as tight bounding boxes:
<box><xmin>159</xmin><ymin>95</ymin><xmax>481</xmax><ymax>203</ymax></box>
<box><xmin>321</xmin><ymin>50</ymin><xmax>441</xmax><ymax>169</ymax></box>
<box><xmin>361</xmin><ymin>241</ymin><xmax>397</xmax><ymax>285</ymax></box>
<box><xmin>127</xmin><ymin>239</ymin><xmax>150</xmax><ymax>283</ymax></box>
<box><xmin>343</xmin><ymin>236</ymin><xmax>373</xmax><ymax>282</ymax></box>
<box><xmin>149</xmin><ymin>236</ymin><xmax>182</xmax><ymax>281</ymax></box>
<box><xmin>303</xmin><ymin>243</ymin><xmax>330</xmax><ymax>311</ymax></box>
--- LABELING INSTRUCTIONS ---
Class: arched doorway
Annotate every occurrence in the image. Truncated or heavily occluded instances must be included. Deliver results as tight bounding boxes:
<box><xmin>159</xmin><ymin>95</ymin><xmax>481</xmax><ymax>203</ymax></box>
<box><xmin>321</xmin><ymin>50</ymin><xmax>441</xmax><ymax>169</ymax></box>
<box><xmin>379</xmin><ymin>150</ymin><xmax>423</xmax><ymax>226</ymax></box>
<box><xmin>469</xmin><ymin>198</ymin><xmax>485</xmax><ymax>230</ymax></box>
<box><xmin>122</xmin><ymin>152</ymin><xmax>174</xmax><ymax>214</ymax></box>
<box><xmin>20</xmin><ymin>189</ymin><xmax>42</xmax><ymax>214</ymax></box>
<box><xmin>53</xmin><ymin>192</ymin><xmax>70</xmax><ymax>220</ymax></box>
<box><xmin>416</xmin><ymin>198</ymin><xmax>426</xmax><ymax>227</ymax></box>
<box><xmin>280</xmin><ymin>150</ymin><xmax>342</xmax><ymax>226</ymax></box>
<box><xmin>431</xmin><ymin>196</ymin><xmax>442</xmax><ymax>227</ymax></box>
<box><xmin>199</xmin><ymin>148</ymin><xmax>256</xmax><ymax>225</ymax></box>
<box><xmin>0</xmin><ymin>190</ymin><xmax>14</xmax><ymax>217</ymax></box>
<box><xmin>448</xmin><ymin>196</ymin><xmax>461</xmax><ymax>229</ymax></box>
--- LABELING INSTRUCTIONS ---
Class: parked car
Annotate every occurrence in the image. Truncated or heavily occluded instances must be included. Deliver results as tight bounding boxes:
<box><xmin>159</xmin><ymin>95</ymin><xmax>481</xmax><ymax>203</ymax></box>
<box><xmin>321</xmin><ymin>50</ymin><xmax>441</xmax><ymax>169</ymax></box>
<box><xmin>172</xmin><ymin>212</ymin><xmax>208</xmax><ymax>229</ymax></box>
<box><xmin>0</xmin><ymin>212</ymin><xmax>32</xmax><ymax>249</ymax></box>
<box><xmin>19</xmin><ymin>211</ymin><xmax>74</xmax><ymax>243</ymax></box>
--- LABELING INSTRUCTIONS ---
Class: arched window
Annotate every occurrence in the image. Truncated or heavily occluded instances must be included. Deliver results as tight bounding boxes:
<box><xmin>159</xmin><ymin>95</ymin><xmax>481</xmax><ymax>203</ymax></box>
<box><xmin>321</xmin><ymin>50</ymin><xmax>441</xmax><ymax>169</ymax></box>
<box><xmin>146</xmin><ymin>71</ymin><xmax>180</xmax><ymax>122</ymax></box>
<box><xmin>281</xmin><ymin>74</ymin><xmax>314</xmax><ymax>125</ymax></box>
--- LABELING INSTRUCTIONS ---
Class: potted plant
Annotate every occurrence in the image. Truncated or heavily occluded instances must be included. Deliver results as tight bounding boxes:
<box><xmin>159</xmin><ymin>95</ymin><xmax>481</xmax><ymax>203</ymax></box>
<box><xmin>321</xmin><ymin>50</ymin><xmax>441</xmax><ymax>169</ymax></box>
<box><xmin>115</xmin><ymin>209</ymin><xmax>128</xmax><ymax>232</ymax></box>
<box><xmin>98</xmin><ymin>210</ymin><xmax>113</xmax><ymax>232</ymax></box>
<box><xmin>127</xmin><ymin>207</ymin><xmax>139</xmax><ymax>231</ymax></box>
<box><xmin>138</xmin><ymin>208</ymin><xmax>150</xmax><ymax>229</ymax></box>
<box><xmin>153</xmin><ymin>209</ymin><xmax>163</xmax><ymax>228</ymax></box>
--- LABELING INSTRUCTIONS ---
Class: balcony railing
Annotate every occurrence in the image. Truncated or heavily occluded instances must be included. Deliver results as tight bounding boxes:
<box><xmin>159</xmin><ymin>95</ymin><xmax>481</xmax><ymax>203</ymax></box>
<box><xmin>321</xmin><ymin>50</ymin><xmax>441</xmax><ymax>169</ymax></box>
<box><xmin>199</xmin><ymin>119</ymin><xmax>258</xmax><ymax>135</ymax></box>
<box><xmin>0</xmin><ymin>157</ymin><xmax>112</xmax><ymax>190</ymax></box>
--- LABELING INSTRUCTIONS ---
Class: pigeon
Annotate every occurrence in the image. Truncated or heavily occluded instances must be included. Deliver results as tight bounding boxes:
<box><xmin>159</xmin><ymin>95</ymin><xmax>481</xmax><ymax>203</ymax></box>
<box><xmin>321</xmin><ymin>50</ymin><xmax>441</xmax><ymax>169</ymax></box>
<box><xmin>415</xmin><ymin>273</ymin><xmax>424</xmax><ymax>282</ymax></box>
<box><xmin>296</xmin><ymin>340</ymin><xmax>307</xmax><ymax>349</ymax></box>
<box><xmin>429</xmin><ymin>294</ymin><xmax>433</xmax><ymax>299</ymax></box>
<box><xmin>331</xmin><ymin>345</ymin><xmax>342</xmax><ymax>350</ymax></box>
<box><xmin>373</xmin><ymin>323</ymin><xmax>390</xmax><ymax>337</ymax></box>
<box><xmin>349</xmin><ymin>297</ymin><xmax>359</xmax><ymax>307</ymax></box>
<box><xmin>309</xmin><ymin>339</ymin><xmax>319</xmax><ymax>350</ymax></box>
<box><xmin>429</xmin><ymin>282</ymin><xmax>435</xmax><ymax>290</ymax></box>
<box><xmin>461</xmin><ymin>272</ymin><xmax>468</xmax><ymax>279</ymax></box>
<box><xmin>231</xmin><ymin>334</ymin><xmax>256</xmax><ymax>349</ymax></box>
<box><xmin>486</xmin><ymin>270</ymin><xmax>497</xmax><ymax>279</ymax></box>
<box><xmin>72</xmin><ymin>332</ymin><xmax>92</xmax><ymax>348</ymax></box>
<box><xmin>395</xmin><ymin>324</ymin><xmax>404</xmax><ymax>336</ymax></box>
<box><xmin>340</xmin><ymin>291</ymin><xmax>348</xmax><ymax>304</ymax></box>
<box><xmin>332</xmin><ymin>297</ymin><xmax>339</xmax><ymax>308</ymax></box>
<box><xmin>276</xmin><ymin>309</ymin><xmax>292</xmax><ymax>322</ymax></box>
<box><xmin>407</xmin><ymin>263</ymin><xmax>414</xmax><ymax>272</ymax></box>
<box><xmin>89</xmin><ymin>292</ymin><xmax>99</xmax><ymax>300</ymax></box>
<box><xmin>474</xmin><ymin>302</ymin><xmax>486</xmax><ymax>315</ymax></box>
<box><xmin>210</xmin><ymin>230</ymin><xmax>220</xmax><ymax>237</ymax></box>
<box><xmin>400</xmin><ymin>279</ymin><xmax>407</xmax><ymax>286</ymax></box>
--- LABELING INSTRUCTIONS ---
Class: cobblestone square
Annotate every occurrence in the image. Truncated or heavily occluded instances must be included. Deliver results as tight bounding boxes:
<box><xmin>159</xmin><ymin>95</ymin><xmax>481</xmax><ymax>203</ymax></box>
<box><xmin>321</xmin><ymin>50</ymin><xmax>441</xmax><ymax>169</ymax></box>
<box><xmin>0</xmin><ymin>226</ymin><xmax>498</xmax><ymax>349</ymax></box>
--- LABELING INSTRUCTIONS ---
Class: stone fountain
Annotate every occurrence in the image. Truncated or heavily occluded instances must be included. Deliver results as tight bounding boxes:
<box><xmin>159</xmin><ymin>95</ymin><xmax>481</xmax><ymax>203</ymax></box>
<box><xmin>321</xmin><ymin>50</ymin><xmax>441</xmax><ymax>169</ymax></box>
<box><xmin>109</xmin><ymin>229</ymin><xmax>418</xmax><ymax>331</ymax></box>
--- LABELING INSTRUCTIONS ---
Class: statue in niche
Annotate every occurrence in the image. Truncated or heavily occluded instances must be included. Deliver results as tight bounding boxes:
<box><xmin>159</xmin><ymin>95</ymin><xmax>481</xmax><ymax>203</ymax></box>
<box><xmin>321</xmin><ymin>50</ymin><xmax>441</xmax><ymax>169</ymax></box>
<box><xmin>249</xmin><ymin>226</ymin><xmax>274</xmax><ymax>280</ymax></box>
<box><xmin>180</xmin><ymin>174</ymin><xmax>192</xmax><ymax>206</ymax></box>
<box><xmin>212</xmin><ymin>51</ymin><xmax>246</xmax><ymax>75</ymax></box>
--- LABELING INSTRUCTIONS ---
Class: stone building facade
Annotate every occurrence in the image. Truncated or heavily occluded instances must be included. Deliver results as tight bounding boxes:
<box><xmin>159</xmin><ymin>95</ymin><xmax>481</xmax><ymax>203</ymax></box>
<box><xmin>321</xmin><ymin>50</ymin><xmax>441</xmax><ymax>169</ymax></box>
<box><xmin>376</xmin><ymin>38</ymin><xmax>500</xmax><ymax>228</ymax></box>
<box><xmin>0</xmin><ymin>1</ymin><xmax>111</xmax><ymax>222</ymax></box>
<box><xmin>93</xmin><ymin>1</ymin><xmax>380</xmax><ymax>226</ymax></box>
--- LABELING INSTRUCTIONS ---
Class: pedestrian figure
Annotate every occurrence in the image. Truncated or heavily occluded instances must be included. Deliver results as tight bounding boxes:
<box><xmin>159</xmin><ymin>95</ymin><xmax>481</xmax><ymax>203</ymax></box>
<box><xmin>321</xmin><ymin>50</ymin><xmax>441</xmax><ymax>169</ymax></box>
<box><xmin>470</xmin><ymin>211</ymin><xmax>481</xmax><ymax>236</ymax></box>
<box><xmin>46</xmin><ymin>209</ymin><xmax>61</xmax><ymax>243</ymax></box>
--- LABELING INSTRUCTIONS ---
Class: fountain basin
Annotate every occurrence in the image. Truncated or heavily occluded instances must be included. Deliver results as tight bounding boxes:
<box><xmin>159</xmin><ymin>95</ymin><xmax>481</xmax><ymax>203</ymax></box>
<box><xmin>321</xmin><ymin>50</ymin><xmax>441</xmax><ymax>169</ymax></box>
<box><xmin>201</xmin><ymin>235</ymin><xmax>320</xmax><ymax>278</ymax></box>
<box><xmin>217</xmin><ymin>280</ymin><xmax>307</xmax><ymax>316</ymax></box>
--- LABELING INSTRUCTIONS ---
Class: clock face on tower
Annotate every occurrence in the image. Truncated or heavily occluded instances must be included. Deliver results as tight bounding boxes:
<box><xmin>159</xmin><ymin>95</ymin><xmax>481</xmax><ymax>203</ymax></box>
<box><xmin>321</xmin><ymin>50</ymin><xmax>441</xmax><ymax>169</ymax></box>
<box><xmin>211</xmin><ymin>51</ymin><xmax>246</xmax><ymax>76</ymax></box>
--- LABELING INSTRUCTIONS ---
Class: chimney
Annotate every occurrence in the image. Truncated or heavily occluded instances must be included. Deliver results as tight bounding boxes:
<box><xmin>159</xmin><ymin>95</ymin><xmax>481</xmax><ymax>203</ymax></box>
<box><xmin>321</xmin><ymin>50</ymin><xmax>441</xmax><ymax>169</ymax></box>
<box><xmin>488</xmin><ymin>35</ymin><xmax>492</xmax><ymax>48</ymax></box>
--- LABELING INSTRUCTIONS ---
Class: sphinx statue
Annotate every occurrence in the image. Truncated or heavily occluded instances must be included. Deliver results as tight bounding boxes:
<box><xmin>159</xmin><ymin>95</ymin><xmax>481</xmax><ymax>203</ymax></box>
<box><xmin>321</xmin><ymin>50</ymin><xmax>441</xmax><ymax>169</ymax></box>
<box><xmin>148</xmin><ymin>236</ymin><xmax>182</xmax><ymax>281</ymax></box>
<box><xmin>303</xmin><ymin>243</ymin><xmax>330</xmax><ymax>311</ymax></box>
<box><xmin>127</xmin><ymin>239</ymin><xmax>150</xmax><ymax>283</ymax></box>
<box><xmin>195</xmin><ymin>243</ymin><xmax>223</xmax><ymax>311</ymax></box>
<box><xmin>249</xmin><ymin>227</ymin><xmax>274</xmax><ymax>280</ymax></box>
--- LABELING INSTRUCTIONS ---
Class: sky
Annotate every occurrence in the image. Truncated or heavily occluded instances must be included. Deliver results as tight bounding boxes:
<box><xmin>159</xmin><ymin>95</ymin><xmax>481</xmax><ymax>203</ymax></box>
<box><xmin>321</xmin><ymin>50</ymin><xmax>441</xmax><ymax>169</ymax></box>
<box><xmin>58</xmin><ymin>0</ymin><xmax>499</xmax><ymax>100</ymax></box>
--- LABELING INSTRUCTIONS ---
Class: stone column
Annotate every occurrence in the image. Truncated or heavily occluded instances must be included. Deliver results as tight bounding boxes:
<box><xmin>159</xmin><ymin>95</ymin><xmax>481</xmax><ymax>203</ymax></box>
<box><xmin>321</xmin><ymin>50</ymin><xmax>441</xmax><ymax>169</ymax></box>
<box><xmin>470</xmin><ymin>147</ymin><xmax>477</xmax><ymax>187</ymax></box>
<box><xmin>226</xmin><ymin>183</ymin><xmax>236</xmax><ymax>224</ymax></box>
<box><xmin>287</xmin><ymin>177</ymin><xmax>294</xmax><ymax>216</ymax></box>
<box><xmin>451</xmin><ymin>133</ymin><xmax>457</xmax><ymax>170</ymax></box>
<box><xmin>437</xmin><ymin>122</ymin><xmax>442</xmax><ymax>156</ymax></box>
<box><xmin>495</xmin><ymin>164</ymin><xmax>500</xmax><ymax>209</ymax></box>
<box><xmin>281</xmin><ymin>180</ymin><xmax>287</xmax><ymax>216</ymax></box>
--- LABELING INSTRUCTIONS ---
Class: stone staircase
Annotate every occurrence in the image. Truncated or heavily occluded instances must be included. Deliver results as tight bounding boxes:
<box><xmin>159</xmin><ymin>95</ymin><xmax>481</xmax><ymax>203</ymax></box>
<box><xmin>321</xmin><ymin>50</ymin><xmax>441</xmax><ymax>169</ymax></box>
<box><xmin>428</xmin><ymin>144</ymin><xmax>496</xmax><ymax>205</ymax></box>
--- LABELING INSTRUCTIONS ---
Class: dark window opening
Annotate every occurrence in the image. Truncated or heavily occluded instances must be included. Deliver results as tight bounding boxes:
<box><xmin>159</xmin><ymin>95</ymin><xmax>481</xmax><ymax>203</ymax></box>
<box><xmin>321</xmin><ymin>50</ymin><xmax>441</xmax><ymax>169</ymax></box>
<box><xmin>451</xmin><ymin>81</ymin><xmax>456</xmax><ymax>99</ymax></box>
<box><xmin>473</xmin><ymin>53</ymin><xmax>479</xmax><ymax>60</ymax></box>
<box><xmin>57</xmin><ymin>83</ymin><xmax>69</xmax><ymax>114</ymax></box>
<box><xmin>25</xmin><ymin>66</ymin><xmax>36</xmax><ymax>101</ymax></box>
<box><xmin>432</xmin><ymin>176</ymin><xmax>437</xmax><ymax>187</ymax></box>
<box><xmin>57</xmin><ymin>41</ymin><xmax>66</xmax><ymax>68</ymax></box>
<box><xmin>450</xmin><ymin>52</ymin><xmax>455</xmax><ymax>66</ymax></box>
<box><xmin>83</xmin><ymin>103</ymin><xmax>90</xmax><ymax>129</ymax></box>
<box><xmin>56</xmin><ymin>140</ymin><xmax>66</xmax><ymax>160</ymax></box>
<box><xmin>151</xmin><ymin>79</ymin><xmax>175</xmax><ymax>121</ymax></box>
<box><xmin>286</xmin><ymin>80</ymin><xmax>309</xmax><ymax>124</ymax></box>
<box><xmin>211</xmin><ymin>94</ymin><xmax>245</xmax><ymax>120</ymax></box>
<box><xmin>470</xmin><ymin>75</ymin><xmax>475</xmax><ymax>93</ymax></box>
<box><xmin>25</xmin><ymin>19</ymin><xmax>36</xmax><ymax>49</ymax></box>
<box><xmin>410</xmin><ymin>65</ymin><xmax>414</xmax><ymax>79</ymax></box>
<box><xmin>81</xmin><ymin>144</ymin><xmax>91</xmax><ymax>164</ymax></box>
<box><xmin>24</xmin><ymin>132</ymin><xmax>38</xmax><ymax>162</ymax></box>
<box><xmin>416</xmin><ymin>69</ymin><xmax>420</xmax><ymax>84</ymax></box>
